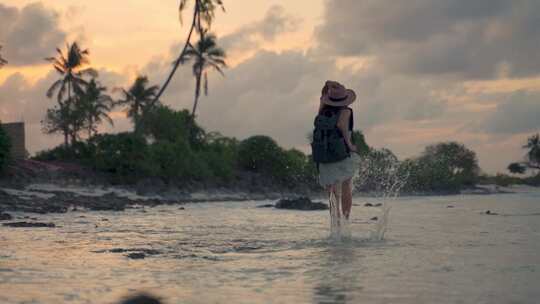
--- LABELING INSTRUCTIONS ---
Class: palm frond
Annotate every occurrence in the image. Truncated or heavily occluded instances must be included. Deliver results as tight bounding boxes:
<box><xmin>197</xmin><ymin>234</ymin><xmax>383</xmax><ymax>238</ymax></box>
<box><xmin>46</xmin><ymin>80</ymin><xmax>63</xmax><ymax>98</ymax></box>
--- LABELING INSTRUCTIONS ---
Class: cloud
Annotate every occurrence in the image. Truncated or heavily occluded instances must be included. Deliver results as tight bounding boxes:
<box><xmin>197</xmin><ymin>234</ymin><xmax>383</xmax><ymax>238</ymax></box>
<box><xmin>482</xmin><ymin>90</ymin><xmax>540</xmax><ymax>134</ymax></box>
<box><xmin>316</xmin><ymin>0</ymin><xmax>540</xmax><ymax>79</ymax></box>
<box><xmin>219</xmin><ymin>5</ymin><xmax>301</xmax><ymax>53</ymax></box>
<box><xmin>0</xmin><ymin>67</ymin><xmax>130</xmax><ymax>153</ymax></box>
<box><xmin>0</xmin><ymin>2</ymin><xmax>66</xmax><ymax>66</ymax></box>
<box><xmin>142</xmin><ymin>44</ymin><xmax>449</xmax><ymax>152</ymax></box>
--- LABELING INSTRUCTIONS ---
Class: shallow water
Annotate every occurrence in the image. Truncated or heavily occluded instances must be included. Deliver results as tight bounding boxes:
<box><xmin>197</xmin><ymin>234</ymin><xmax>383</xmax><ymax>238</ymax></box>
<box><xmin>1</xmin><ymin>191</ymin><xmax>540</xmax><ymax>304</ymax></box>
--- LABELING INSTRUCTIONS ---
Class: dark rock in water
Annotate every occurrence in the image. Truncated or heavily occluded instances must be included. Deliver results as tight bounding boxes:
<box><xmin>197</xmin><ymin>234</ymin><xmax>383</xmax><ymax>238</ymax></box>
<box><xmin>0</xmin><ymin>213</ymin><xmax>12</xmax><ymax>221</ymax></box>
<box><xmin>107</xmin><ymin>248</ymin><xmax>161</xmax><ymax>256</ymax></box>
<box><xmin>275</xmin><ymin>197</ymin><xmax>328</xmax><ymax>211</ymax></box>
<box><xmin>374</xmin><ymin>203</ymin><xmax>383</xmax><ymax>207</ymax></box>
<box><xmin>447</xmin><ymin>205</ymin><xmax>455</xmax><ymax>208</ymax></box>
<box><xmin>257</xmin><ymin>204</ymin><xmax>274</xmax><ymax>208</ymax></box>
<box><xmin>126</xmin><ymin>252</ymin><xmax>146</xmax><ymax>259</ymax></box>
<box><xmin>178</xmin><ymin>207</ymin><xmax>185</xmax><ymax>210</ymax></box>
<box><xmin>119</xmin><ymin>293</ymin><xmax>162</xmax><ymax>304</ymax></box>
<box><xmin>364</xmin><ymin>203</ymin><xmax>374</xmax><ymax>207</ymax></box>
<box><xmin>3</xmin><ymin>221</ymin><xmax>55</xmax><ymax>228</ymax></box>
<box><xmin>485</xmin><ymin>210</ymin><xmax>498</xmax><ymax>215</ymax></box>
<box><xmin>370</xmin><ymin>216</ymin><xmax>378</xmax><ymax>221</ymax></box>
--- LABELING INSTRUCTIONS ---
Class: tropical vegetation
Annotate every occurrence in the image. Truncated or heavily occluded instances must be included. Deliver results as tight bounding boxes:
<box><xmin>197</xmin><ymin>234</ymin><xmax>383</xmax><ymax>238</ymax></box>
<box><xmin>43</xmin><ymin>42</ymin><xmax>97</xmax><ymax>146</ymax></box>
<box><xmin>116</xmin><ymin>76</ymin><xmax>160</xmax><ymax>135</ymax></box>
<box><xmin>180</xmin><ymin>32</ymin><xmax>227</xmax><ymax>118</ymax></box>
<box><xmin>0</xmin><ymin>123</ymin><xmax>11</xmax><ymax>172</ymax></box>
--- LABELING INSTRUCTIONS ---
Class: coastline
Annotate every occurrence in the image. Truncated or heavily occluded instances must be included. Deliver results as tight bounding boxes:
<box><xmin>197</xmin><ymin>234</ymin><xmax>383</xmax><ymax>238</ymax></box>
<box><xmin>0</xmin><ymin>159</ymin><xmax>536</xmax><ymax>215</ymax></box>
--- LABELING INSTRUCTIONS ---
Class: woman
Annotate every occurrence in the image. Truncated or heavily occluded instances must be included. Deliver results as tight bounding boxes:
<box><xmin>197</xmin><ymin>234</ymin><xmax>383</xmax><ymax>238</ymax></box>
<box><xmin>316</xmin><ymin>81</ymin><xmax>360</xmax><ymax>220</ymax></box>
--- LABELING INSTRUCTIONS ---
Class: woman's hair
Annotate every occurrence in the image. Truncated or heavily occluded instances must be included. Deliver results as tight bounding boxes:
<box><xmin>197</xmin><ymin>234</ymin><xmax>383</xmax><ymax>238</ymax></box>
<box><xmin>319</xmin><ymin>103</ymin><xmax>347</xmax><ymax>115</ymax></box>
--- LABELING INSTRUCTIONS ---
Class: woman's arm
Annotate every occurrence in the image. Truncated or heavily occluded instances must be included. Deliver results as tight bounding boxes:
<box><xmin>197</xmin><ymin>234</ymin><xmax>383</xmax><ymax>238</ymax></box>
<box><xmin>337</xmin><ymin>109</ymin><xmax>357</xmax><ymax>152</ymax></box>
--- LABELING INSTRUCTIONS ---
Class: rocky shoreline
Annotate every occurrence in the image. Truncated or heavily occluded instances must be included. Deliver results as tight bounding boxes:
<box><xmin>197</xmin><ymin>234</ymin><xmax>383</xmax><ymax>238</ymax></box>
<box><xmin>0</xmin><ymin>183</ymin><xmax>318</xmax><ymax>215</ymax></box>
<box><xmin>0</xmin><ymin>160</ymin><xmax>532</xmax><ymax>216</ymax></box>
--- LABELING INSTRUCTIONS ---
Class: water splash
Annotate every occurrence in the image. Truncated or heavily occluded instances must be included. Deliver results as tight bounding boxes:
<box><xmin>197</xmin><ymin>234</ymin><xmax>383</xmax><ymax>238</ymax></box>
<box><xmin>354</xmin><ymin>151</ymin><xmax>409</xmax><ymax>241</ymax></box>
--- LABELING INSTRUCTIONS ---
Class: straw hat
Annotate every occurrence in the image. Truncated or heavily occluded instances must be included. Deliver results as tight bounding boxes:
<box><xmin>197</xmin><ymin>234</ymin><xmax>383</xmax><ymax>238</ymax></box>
<box><xmin>320</xmin><ymin>80</ymin><xmax>356</xmax><ymax>107</ymax></box>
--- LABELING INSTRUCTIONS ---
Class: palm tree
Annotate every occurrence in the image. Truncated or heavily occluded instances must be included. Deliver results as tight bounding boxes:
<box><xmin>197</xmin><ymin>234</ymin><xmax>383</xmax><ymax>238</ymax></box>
<box><xmin>79</xmin><ymin>79</ymin><xmax>114</xmax><ymax>138</ymax></box>
<box><xmin>45</xmin><ymin>42</ymin><xmax>96</xmax><ymax>146</ymax></box>
<box><xmin>153</xmin><ymin>0</ymin><xmax>225</xmax><ymax>102</ymax></box>
<box><xmin>180</xmin><ymin>32</ymin><xmax>227</xmax><ymax>118</ymax></box>
<box><xmin>524</xmin><ymin>133</ymin><xmax>540</xmax><ymax>169</ymax></box>
<box><xmin>0</xmin><ymin>45</ymin><xmax>7</xmax><ymax>68</ymax></box>
<box><xmin>116</xmin><ymin>76</ymin><xmax>160</xmax><ymax>135</ymax></box>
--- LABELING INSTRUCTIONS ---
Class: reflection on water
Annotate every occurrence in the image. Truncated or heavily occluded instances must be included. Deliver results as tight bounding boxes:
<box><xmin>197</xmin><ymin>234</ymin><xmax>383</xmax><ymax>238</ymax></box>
<box><xmin>1</xmin><ymin>192</ymin><xmax>540</xmax><ymax>304</ymax></box>
<box><xmin>312</xmin><ymin>244</ymin><xmax>358</xmax><ymax>304</ymax></box>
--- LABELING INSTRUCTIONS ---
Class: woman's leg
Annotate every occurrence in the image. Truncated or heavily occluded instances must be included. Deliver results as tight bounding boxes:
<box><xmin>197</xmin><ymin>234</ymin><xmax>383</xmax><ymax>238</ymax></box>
<box><xmin>341</xmin><ymin>178</ymin><xmax>353</xmax><ymax>219</ymax></box>
<box><xmin>327</xmin><ymin>183</ymin><xmax>341</xmax><ymax>217</ymax></box>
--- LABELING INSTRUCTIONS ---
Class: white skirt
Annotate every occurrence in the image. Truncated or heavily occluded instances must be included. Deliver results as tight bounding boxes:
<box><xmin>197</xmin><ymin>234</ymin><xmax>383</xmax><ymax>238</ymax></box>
<box><xmin>318</xmin><ymin>153</ymin><xmax>361</xmax><ymax>187</ymax></box>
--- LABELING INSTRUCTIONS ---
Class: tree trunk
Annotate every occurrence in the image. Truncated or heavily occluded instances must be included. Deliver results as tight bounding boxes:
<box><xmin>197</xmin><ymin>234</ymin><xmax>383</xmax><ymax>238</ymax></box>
<box><xmin>153</xmin><ymin>2</ymin><xmax>200</xmax><ymax>103</ymax></box>
<box><xmin>191</xmin><ymin>71</ymin><xmax>202</xmax><ymax>118</ymax></box>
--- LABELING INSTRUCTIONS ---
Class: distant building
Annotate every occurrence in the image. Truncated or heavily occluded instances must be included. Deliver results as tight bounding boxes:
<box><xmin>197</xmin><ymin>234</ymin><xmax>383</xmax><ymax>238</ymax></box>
<box><xmin>1</xmin><ymin>122</ymin><xmax>26</xmax><ymax>159</ymax></box>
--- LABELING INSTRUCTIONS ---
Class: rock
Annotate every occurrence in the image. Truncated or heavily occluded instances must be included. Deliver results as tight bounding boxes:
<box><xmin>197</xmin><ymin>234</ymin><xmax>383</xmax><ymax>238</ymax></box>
<box><xmin>374</xmin><ymin>203</ymin><xmax>383</xmax><ymax>207</ymax></box>
<box><xmin>178</xmin><ymin>207</ymin><xmax>185</xmax><ymax>210</ymax></box>
<box><xmin>364</xmin><ymin>203</ymin><xmax>374</xmax><ymax>207</ymax></box>
<box><xmin>109</xmin><ymin>248</ymin><xmax>161</xmax><ymax>255</ymax></box>
<box><xmin>0</xmin><ymin>213</ymin><xmax>13</xmax><ymax>221</ymax></box>
<box><xmin>2</xmin><ymin>221</ymin><xmax>55</xmax><ymax>228</ymax></box>
<box><xmin>485</xmin><ymin>210</ymin><xmax>498</xmax><ymax>215</ymax></box>
<box><xmin>126</xmin><ymin>253</ymin><xmax>146</xmax><ymax>259</ymax></box>
<box><xmin>275</xmin><ymin>197</ymin><xmax>328</xmax><ymax>211</ymax></box>
<box><xmin>118</xmin><ymin>293</ymin><xmax>162</xmax><ymax>304</ymax></box>
<box><xmin>257</xmin><ymin>204</ymin><xmax>274</xmax><ymax>208</ymax></box>
<box><xmin>370</xmin><ymin>216</ymin><xmax>378</xmax><ymax>221</ymax></box>
<box><xmin>447</xmin><ymin>205</ymin><xmax>455</xmax><ymax>208</ymax></box>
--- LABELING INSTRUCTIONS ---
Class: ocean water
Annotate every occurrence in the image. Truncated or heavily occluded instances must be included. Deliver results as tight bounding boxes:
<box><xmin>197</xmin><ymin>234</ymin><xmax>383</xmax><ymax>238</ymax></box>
<box><xmin>1</xmin><ymin>191</ymin><xmax>540</xmax><ymax>304</ymax></box>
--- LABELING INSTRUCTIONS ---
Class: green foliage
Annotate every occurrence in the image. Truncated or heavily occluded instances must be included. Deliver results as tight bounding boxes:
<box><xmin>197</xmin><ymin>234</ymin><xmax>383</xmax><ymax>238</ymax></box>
<box><xmin>478</xmin><ymin>173</ymin><xmax>524</xmax><ymax>187</ymax></box>
<box><xmin>199</xmin><ymin>132</ymin><xmax>238</xmax><ymax>180</ymax></box>
<box><xmin>508</xmin><ymin>133</ymin><xmax>540</xmax><ymax>174</ymax></box>
<box><xmin>238</xmin><ymin>135</ymin><xmax>282</xmax><ymax>173</ymax></box>
<box><xmin>87</xmin><ymin>133</ymin><xmax>150</xmax><ymax>179</ymax></box>
<box><xmin>148</xmin><ymin>139</ymin><xmax>211</xmax><ymax>180</ymax></box>
<box><xmin>508</xmin><ymin>162</ymin><xmax>527</xmax><ymax>174</ymax></box>
<box><xmin>0</xmin><ymin>124</ymin><xmax>11</xmax><ymax>172</ymax></box>
<box><xmin>180</xmin><ymin>32</ymin><xmax>227</xmax><ymax>117</ymax></box>
<box><xmin>44</xmin><ymin>41</ymin><xmax>97</xmax><ymax>146</ymax></box>
<box><xmin>352</xmin><ymin>130</ymin><xmax>370</xmax><ymax>156</ymax></box>
<box><xmin>116</xmin><ymin>75</ymin><xmax>160</xmax><ymax>135</ymax></box>
<box><xmin>141</xmin><ymin>105</ymin><xmax>205</xmax><ymax>147</ymax></box>
<box><xmin>78</xmin><ymin>79</ymin><xmax>114</xmax><ymax>137</ymax></box>
<box><xmin>524</xmin><ymin>133</ymin><xmax>540</xmax><ymax>169</ymax></box>
<box><xmin>237</xmin><ymin>135</ymin><xmax>315</xmax><ymax>186</ymax></box>
<box><xmin>403</xmin><ymin>142</ymin><xmax>480</xmax><ymax>192</ymax></box>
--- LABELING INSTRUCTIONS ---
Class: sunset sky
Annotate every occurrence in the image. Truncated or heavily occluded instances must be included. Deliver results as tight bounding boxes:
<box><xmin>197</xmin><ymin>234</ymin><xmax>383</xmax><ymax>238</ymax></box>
<box><xmin>1</xmin><ymin>0</ymin><xmax>540</xmax><ymax>174</ymax></box>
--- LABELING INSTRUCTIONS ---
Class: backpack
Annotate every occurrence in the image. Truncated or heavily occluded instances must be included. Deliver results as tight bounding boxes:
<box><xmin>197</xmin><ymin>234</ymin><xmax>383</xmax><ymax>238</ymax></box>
<box><xmin>311</xmin><ymin>108</ymin><xmax>351</xmax><ymax>164</ymax></box>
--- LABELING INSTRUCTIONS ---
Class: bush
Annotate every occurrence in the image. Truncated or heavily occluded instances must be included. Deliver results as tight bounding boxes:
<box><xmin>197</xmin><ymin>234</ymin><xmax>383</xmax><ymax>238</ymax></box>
<box><xmin>200</xmin><ymin>132</ymin><xmax>239</xmax><ymax>180</ymax></box>
<box><xmin>0</xmin><ymin>124</ymin><xmax>11</xmax><ymax>172</ymax></box>
<box><xmin>238</xmin><ymin>135</ymin><xmax>283</xmax><ymax>173</ymax></box>
<box><xmin>403</xmin><ymin>142</ymin><xmax>480</xmax><ymax>193</ymax></box>
<box><xmin>88</xmin><ymin>133</ymin><xmax>151</xmax><ymax>179</ymax></box>
<box><xmin>141</xmin><ymin>105</ymin><xmax>205</xmax><ymax>148</ymax></box>
<box><xmin>238</xmin><ymin>135</ymin><xmax>315</xmax><ymax>186</ymax></box>
<box><xmin>148</xmin><ymin>139</ymin><xmax>211</xmax><ymax>180</ymax></box>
